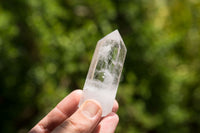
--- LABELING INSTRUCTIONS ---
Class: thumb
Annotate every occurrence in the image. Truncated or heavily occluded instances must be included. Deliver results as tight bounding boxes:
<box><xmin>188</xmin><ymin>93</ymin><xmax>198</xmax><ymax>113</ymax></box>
<box><xmin>52</xmin><ymin>100</ymin><xmax>102</xmax><ymax>133</ymax></box>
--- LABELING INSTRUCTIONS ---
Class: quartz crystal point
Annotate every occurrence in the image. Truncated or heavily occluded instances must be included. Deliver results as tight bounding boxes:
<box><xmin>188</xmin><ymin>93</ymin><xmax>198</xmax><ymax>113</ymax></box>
<box><xmin>79</xmin><ymin>30</ymin><xmax>127</xmax><ymax>116</ymax></box>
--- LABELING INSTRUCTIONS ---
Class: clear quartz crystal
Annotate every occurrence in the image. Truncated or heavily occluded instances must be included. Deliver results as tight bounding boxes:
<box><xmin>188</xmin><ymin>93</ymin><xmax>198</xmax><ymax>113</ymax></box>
<box><xmin>79</xmin><ymin>30</ymin><xmax>127</xmax><ymax>116</ymax></box>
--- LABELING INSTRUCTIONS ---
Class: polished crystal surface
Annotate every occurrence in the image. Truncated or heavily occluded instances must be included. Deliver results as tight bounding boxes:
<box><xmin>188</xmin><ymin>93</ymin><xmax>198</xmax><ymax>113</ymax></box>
<box><xmin>79</xmin><ymin>30</ymin><xmax>127</xmax><ymax>116</ymax></box>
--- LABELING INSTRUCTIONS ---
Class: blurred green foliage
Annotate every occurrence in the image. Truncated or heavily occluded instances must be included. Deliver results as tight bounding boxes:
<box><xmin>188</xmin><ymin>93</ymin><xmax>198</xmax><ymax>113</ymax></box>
<box><xmin>0</xmin><ymin>0</ymin><xmax>200</xmax><ymax>132</ymax></box>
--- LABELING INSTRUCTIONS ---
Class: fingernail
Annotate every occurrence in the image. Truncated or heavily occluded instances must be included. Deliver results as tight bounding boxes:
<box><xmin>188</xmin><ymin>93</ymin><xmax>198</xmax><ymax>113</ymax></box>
<box><xmin>81</xmin><ymin>100</ymin><xmax>100</xmax><ymax>118</ymax></box>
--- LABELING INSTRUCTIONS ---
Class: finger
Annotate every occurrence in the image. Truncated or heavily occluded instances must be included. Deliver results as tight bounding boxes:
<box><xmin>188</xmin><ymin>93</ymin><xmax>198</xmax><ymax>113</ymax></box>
<box><xmin>112</xmin><ymin>100</ymin><xmax>119</xmax><ymax>113</ymax></box>
<box><xmin>52</xmin><ymin>99</ymin><xmax>102</xmax><ymax>133</ymax></box>
<box><xmin>29</xmin><ymin>90</ymin><xmax>82</xmax><ymax>133</ymax></box>
<box><xmin>92</xmin><ymin>112</ymin><xmax>119</xmax><ymax>133</ymax></box>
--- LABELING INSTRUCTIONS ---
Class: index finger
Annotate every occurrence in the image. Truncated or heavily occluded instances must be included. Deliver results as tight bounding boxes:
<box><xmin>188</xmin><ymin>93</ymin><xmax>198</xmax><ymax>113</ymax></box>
<box><xmin>29</xmin><ymin>90</ymin><xmax>82</xmax><ymax>133</ymax></box>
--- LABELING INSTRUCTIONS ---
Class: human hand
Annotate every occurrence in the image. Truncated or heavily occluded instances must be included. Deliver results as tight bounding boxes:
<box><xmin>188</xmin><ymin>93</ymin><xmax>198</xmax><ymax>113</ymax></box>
<box><xmin>29</xmin><ymin>90</ymin><xmax>119</xmax><ymax>133</ymax></box>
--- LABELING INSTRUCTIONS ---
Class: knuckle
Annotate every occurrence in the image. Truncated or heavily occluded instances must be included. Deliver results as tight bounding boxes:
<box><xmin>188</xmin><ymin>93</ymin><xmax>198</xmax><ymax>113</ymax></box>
<box><xmin>67</xmin><ymin>118</ymin><xmax>90</xmax><ymax>133</ymax></box>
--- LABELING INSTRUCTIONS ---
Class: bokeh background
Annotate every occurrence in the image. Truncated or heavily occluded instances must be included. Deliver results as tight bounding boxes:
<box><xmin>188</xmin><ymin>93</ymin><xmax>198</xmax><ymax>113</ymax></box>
<box><xmin>1</xmin><ymin>0</ymin><xmax>200</xmax><ymax>132</ymax></box>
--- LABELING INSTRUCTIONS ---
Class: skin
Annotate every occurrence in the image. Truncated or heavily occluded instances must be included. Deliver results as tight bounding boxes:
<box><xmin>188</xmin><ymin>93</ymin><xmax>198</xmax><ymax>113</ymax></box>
<box><xmin>29</xmin><ymin>90</ymin><xmax>119</xmax><ymax>133</ymax></box>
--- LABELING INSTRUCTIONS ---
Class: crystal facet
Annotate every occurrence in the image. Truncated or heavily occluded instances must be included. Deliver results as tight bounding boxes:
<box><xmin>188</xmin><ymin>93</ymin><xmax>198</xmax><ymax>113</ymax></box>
<box><xmin>79</xmin><ymin>30</ymin><xmax>127</xmax><ymax>116</ymax></box>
